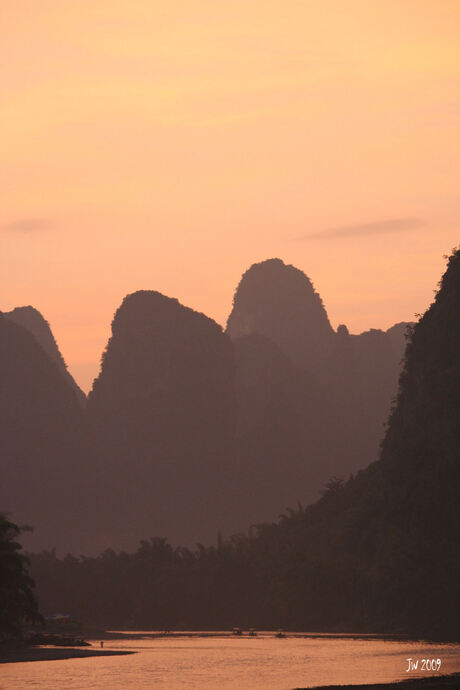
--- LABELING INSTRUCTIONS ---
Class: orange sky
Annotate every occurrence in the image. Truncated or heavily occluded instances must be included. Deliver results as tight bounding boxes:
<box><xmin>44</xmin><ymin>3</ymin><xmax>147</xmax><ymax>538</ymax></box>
<box><xmin>2</xmin><ymin>1</ymin><xmax>459</xmax><ymax>392</ymax></box>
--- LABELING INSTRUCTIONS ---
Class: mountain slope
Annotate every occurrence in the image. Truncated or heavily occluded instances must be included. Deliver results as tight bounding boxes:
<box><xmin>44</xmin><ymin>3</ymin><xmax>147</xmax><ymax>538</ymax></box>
<box><xmin>4</xmin><ymin>306</ymin><xmax>85</xmax><ymax>405</ymax></box>
<box><xmin>250</xmin><ymin>249</ymin><xmax>460</xmax><ymax>634</ymax></box>
<box><xmin>29</xmin><ymin>253</ymin><xmax>458</xmax><ymax>636</ymax></box>
<box><xmin>85</xmin><ymin>290</ymin><xmax>237</xmax><ymax>551</ymax></box>
<box><xmin>0</xmin><ymin>314</ymin><xmax>85</xmax><ymax>553</ymax></box>
<box><xmin>232</xmin><ymin>333</ymin><xmax>341</xmax><ymax>525</ymax></box>
<box><xmin>227</xmin><ymin>258</ymin><xmax>410</xmax><ymax>483</ymax></box>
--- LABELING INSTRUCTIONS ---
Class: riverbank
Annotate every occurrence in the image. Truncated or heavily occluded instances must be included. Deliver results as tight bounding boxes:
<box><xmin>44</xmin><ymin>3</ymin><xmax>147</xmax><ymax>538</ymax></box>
<box><xmin>85</xmin><ymin>629</ymin><xmax>460</xmax><ymax>643</ymax></box>
<box><xmin>303</xmin><ymin>671</ymin><xmax>460</xmax><ymax>688</ymax></box>
<box><xmin>0</xmin><ymin>647</ymin><xmax>135</xmax><ymax>664</ymax></box>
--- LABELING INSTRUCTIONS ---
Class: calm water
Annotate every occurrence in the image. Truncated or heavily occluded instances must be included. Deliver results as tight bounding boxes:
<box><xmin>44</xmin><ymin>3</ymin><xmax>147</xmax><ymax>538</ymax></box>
<box><xmin>2</xmin><ymin>632</ymin><xmax>459</xmax><ymax>689</ymax></box>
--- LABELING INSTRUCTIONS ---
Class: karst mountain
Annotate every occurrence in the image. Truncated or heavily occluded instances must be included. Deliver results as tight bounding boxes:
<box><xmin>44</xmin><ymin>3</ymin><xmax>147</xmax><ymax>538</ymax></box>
<box><xmin>85</xmin><ymin>290</ymin><xmax>238</xmax><ymax>552</ymax></box>
<box><xmin>4</xmin><ymin>306</ymin><xmax>85</xmax><ymax>405</ymax></box>
<box><xmin>0</xmin><ymin>314</ymin><xmax>85</xmax><ymax>553</ymax></box>
<box><xmin>227</xmin><ymin>258</ymin><xmax>409</xmax><ymax>525</ymax></box>
<box><xmin>2</xmin><ymin>260</ymin><xmax>410</xmax><ymax>553</ymax></box>
<box><xmin>28</xmin><ymin>250</ymin><xmax>460</xmax><ymax>637</ymax></box>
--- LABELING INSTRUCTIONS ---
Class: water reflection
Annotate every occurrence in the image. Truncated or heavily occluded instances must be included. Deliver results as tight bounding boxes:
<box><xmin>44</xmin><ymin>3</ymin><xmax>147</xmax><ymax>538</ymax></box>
<box><xmin>2</xmin><ymin>632</ymin><xmax>460</xmax><ymax>689</ymax></box>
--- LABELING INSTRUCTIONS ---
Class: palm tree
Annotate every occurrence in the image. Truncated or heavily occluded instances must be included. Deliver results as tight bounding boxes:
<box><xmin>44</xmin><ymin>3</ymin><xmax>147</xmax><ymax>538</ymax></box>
<box><xmin>0</xmin><ymin>514</ymin><xmax>43</xmax><ymax>642</ymax></box>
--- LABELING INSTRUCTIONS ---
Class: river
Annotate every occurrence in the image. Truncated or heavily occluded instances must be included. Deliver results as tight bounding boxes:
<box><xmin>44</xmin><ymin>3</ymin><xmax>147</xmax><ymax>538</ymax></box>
<box><xmin>1</xmin><ymin>632</ymin><xmax>459</xmax><ymax>689</ymax></box>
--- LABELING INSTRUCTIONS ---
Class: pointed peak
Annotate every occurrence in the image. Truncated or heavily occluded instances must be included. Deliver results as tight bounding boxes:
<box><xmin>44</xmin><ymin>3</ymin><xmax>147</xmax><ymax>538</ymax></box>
<box><xmin>4</xmin><ymin>305</ymin><xmax>85</xmax><ymax>404</ymax></box>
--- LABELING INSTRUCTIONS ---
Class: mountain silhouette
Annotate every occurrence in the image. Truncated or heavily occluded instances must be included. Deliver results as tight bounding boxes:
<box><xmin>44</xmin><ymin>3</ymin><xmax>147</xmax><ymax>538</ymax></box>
<box><xmin>232</xmin><ymin>333</ymin><xmax>338</xmax><ymax>527</ymax></box>
<box><xmin>227</xmin><ymin>258</ymin><xmax>335</xmax><ymax>370</ymax></box>
<box><xmin>324</xmin><ymin>321</ymin><xmax>411</xmax><ymax>475</ymax></box>
<box><xmin>4</xmin><ymin>306</ymin><xmax>85</xmax><ymax>405</ymax></box>
<box><xmin>28</xmin><ymin>252</ymin><xmax>460</xmax><ymax>636</ymax></box>
<box><xmin>227</xmin><ymin>258</ymin><xmax>410</xmax><ymax>484</ymax></box>
<box><xmin>85</xmin><ymin>290</ymin><xmax>237</xmax><ymax>552</ymax></box>
<box><xmin>260</xmin><ymin>248</ymin><xmax>460</xmax><ymax>635</ymax></box>
<box><xmin>1</xmin><ymin>262</ymin><xmax>411</xmax><ymax>555</ymax></box>
<box><xmin>220</xmin><ymin>249</ymin><xmax>460</xmax><ymax>635</ymax></box>
<box><xmin>0</xmin><ymin>313</ymin><xmax>86</xmax><ymax>552</ymax></box>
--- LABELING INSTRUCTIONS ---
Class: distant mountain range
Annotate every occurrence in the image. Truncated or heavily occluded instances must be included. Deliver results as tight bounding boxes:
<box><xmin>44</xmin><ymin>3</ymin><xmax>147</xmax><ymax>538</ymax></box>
<box><xmin>227</xmin><ymin>258</ymin><xmax>410</xmax><ymax>528</ymax></box>
<box><xmin>29</xmin><ymin>249</ymin><xmax>460</xmax><ymax>637</ymax></box>
<box><xmin>1</xmin><ymin>259</ymin><xmax>411</xmax><ymax>553</ymax></box>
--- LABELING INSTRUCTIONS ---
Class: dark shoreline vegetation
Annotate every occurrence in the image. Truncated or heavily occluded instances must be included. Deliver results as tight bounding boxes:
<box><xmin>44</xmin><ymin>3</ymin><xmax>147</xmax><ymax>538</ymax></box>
<box><xmin>0</xmin><ymin>515</ymin><xmax>42</xmax><ymax>643</ymax></box>
<box><xmin>0</xmin><ymin>646</ymin><xmax>134</xmax><ymax>665</ymax></box>
<box><xmin>304</xmin><ymin>672</ymin><xmax>460</xmax><ymax>689</ymax></box>
<box><xmin>1</xmin><ymin>250</ymin><xmax>459</xmax><ymax>653</ymax></box>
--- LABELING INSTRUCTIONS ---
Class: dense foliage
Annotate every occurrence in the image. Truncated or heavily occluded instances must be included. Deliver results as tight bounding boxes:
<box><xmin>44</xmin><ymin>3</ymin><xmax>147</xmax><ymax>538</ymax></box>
<box><xmin>0</xmin><ymin>515</ymin><xmax>42</xmax><ymax>642</ymax></box>
<box><xmin>29</xmin><ymin>250</ymin><xmax>460</xmax><ymax>638</ymax></box>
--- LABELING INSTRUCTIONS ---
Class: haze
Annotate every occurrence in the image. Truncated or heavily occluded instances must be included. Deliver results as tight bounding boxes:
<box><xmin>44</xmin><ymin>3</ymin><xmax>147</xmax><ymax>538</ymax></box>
<box><xmin>2</xmin><ymin>0</ymin><xmax>459</xmax><ymax>392</ymax></box>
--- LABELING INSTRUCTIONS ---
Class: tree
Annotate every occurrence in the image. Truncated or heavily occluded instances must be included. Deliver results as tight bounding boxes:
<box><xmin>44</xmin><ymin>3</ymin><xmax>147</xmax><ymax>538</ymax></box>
<box><xmin>0</xmin><ymin>515</ymin><xmax>42</xmax><ymax>642</ymax></box>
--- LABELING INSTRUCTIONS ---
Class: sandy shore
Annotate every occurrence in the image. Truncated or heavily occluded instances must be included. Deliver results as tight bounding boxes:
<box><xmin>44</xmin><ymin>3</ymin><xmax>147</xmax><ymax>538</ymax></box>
<box><xmin>0</xmin><ymin>647</ymin><xmax>135</xmax><ymax>664</ymax></box>
<box><xmin>301</xmin><ymin>672</ymin><xmax>460</xmax><ymax>688</ymax></box>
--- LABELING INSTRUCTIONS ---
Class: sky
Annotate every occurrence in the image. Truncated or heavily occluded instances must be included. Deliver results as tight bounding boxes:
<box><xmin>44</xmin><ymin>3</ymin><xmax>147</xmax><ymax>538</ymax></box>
<box><xmin>2</xmin><ymin>1</ymin><xmax>459</xmax><ymax>392</ymax></box>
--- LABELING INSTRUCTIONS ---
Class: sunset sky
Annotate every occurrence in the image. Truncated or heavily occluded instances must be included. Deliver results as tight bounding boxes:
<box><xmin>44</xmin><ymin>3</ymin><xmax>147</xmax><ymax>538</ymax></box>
<box><xmin>2</xmin><ymin>1</ymin><xmax>459</xmax><ymax>392</ymax></box>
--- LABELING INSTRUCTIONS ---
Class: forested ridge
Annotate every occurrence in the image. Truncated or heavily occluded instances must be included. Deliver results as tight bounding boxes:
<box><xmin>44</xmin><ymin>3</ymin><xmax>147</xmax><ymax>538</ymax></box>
<box><xmin>29</xmin><ymin>250</ymin><xmax>460</xmax><ymax>638</ymax></box>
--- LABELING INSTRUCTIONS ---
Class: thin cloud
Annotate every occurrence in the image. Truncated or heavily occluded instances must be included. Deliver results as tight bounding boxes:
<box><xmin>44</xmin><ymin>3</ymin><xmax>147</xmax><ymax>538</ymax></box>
<box><xmin>300</xmin><ymin>217</ymin><xmax>426</xmax><ymax>241</ymax></box>
<box><xmin>2</xmin><ymin>218</ymin><xmax>53</xmax><ymax>233</ymax></box>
